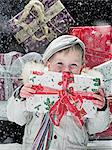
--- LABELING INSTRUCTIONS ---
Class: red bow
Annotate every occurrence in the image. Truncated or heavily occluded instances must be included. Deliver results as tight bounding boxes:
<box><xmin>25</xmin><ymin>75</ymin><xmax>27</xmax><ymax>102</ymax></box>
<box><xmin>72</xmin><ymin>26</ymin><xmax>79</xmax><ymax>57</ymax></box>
<box><xmin>49</xmin><ymin>72</ymin><xmax>88</xmax><ymax>128</ymax></box>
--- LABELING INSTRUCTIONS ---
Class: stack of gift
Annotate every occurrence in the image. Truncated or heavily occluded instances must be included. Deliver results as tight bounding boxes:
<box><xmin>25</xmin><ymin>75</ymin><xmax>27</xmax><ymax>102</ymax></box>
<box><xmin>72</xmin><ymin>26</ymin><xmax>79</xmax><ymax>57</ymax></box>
<box><xmin>69</xmin><ymin>25</ymin><xmax>112</xmax><ymax>68</ymax></box>
<box><xmin>8</xmin><ymin>0</ymin><xmax>75</xmax><ymax>53</ymax></box>
<box><xmin>26</xmin><ymin>71</ymin><xmax>101</xmax><ymax>126</ymax></box>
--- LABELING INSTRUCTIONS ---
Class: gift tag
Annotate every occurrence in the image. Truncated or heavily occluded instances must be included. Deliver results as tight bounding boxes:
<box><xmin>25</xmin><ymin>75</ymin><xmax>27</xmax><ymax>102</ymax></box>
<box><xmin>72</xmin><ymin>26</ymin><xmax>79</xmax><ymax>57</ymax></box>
<box><xmin>82</xmin><ymin>99</ymin><xmax>97</xmax><ymax>118</ymax></box>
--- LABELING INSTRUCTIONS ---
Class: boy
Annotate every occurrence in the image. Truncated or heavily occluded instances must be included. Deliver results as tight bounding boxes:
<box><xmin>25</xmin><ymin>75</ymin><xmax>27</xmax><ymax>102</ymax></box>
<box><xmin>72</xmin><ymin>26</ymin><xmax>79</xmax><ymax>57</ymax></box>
<box><xmin>7</xmin><ymin>35</ymin><xmax>110</xmax><ymax>150</ymax></box>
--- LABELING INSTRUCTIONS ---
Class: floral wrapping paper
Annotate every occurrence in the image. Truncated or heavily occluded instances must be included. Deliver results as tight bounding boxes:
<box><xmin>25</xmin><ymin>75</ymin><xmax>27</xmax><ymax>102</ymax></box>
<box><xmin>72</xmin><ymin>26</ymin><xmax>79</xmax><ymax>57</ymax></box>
<box><xmin>26</xmin><ymin>71</ymin><xmax>101</xmax><ymax>119</ymax></box>
<box><xmin>69</xmin><ymin>26</ymin><xmax>112</xmax><ymax>68</ymax></box>
<box><xmin>8</xmin><ymin>0</ymin><xmax>75</xmax><ymax>54</ymax></box>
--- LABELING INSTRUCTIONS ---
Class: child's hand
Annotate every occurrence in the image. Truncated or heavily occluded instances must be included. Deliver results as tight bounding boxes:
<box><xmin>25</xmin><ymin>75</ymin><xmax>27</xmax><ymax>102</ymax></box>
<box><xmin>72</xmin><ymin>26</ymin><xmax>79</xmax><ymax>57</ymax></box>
<box><xmin>92</xmin><ymin>88</ymin><xmax>105</xmax><ymax>109</ymax></box>
<box><xmin>20</xmin><ymin>83</ymin><xmax>36</xmax><ymax>98</ymax></box>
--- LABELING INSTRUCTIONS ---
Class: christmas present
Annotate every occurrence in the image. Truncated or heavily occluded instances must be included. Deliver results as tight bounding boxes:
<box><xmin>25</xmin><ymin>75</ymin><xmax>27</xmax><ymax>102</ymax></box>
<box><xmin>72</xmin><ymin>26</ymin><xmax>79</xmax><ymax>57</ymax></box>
<box><xmin>26</xmin><ymin>71</ymin><xmax>101</xmax><ymax>126</ymax></box>
<box><xmin>8</xmin><ymin>0</ymin><xmax>75</xmax><ymax>53</ymax></box>
<box><xmin>11</xmin><ymin>52</ymin><xmax>43</xmax><ymax>77</ymax></box>
<box><xmin>0</xmin><ymin>52</ymin><xmax>43</xmax><ymax>101</ymax></box>
<box><xmin>69</xmin><ymin>25</ymin><xmax>112</xmax><ymax>68</ymax></box>
<box><xmin>94</xmin><ymin>60</ymin><xmax>112</xmax><ymax>96</ymax></box>
<box><xmin>94</xmin><ymin>60</ymin><xmax>112</xmax><ymax>113</ymax></box>
<box><xmin>0</xmin><ymin>51</ymin><xmax>23</xmax><ymax>101</ymax></box>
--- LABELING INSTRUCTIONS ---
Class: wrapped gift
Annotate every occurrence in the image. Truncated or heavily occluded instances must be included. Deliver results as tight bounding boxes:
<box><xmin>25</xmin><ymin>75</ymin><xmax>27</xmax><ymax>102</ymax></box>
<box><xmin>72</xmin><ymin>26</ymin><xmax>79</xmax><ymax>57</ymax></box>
<box><xmin>94</xmin><ymin>60</ymin><xmax>112</xmax><ymax>96</ymax></box>
<box><xmin>8</xmin><ymin>0</ymin><xmax>75</xmax><ymax>53</ymax></box>
<box><xmin>69</xmin><ymin>25</ymin><xmax>112</xmax><ymax>68</ymax></box>
<box><xmin>26</xmin><ymin>71</ymin><xmax>101</xmax><ymax>126</ymax></box>
<box><xmin>0</xmin><ymin>52</ymin><xmax>43</xmax><ymax>101</ymax></box>
<box><xmin>0</xmin><ymin>51</ymin><xmax>23</xmax><ymax>101</ymax></box>
<box><xmin>94</xmin><ymin>60</ymin><xmax>112</xmax><ymax>113</ymax></box>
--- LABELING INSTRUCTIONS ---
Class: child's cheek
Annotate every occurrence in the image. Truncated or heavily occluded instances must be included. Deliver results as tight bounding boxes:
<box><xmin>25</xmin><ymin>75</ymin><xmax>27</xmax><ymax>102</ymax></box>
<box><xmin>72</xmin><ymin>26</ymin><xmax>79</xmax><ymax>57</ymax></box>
<box><xmin>72</xmin><ymin>68</ymin><xmax>82</xmax><ymax>75</ymax></box>
<box><xmin>48</xmin><ymin>65</ymin><xmax>59</xmax><ymax>72</ymax></box>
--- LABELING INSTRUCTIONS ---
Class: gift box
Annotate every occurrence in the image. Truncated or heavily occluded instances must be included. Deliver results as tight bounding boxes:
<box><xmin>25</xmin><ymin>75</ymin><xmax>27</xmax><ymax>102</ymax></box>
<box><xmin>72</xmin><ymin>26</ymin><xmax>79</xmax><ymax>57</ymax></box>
<box><xmin>26</xmin><ymin>71</ymin><xmax>101</xmax><ymax>126</ymax></box>
<box><xmin>94</xmin><ymin>60</ymin><xmax>112</xmax><ymax>96</ymax></box>
<box><xmin>0</xmin><ymin>51</ymin><xmax>24</xmax><ymax>101</ymax></box>
<box><xmin>8</xmin><ymin>0</ymin><xmax>75</xmax><ymax>53</ymax></box>
<box><xmin>0</xmin><ymin>51</ymin><xmax>43</xmax><ymax>101</ymax></box>
<box><xmin>94</xmin><ymin>60</ymin><xmax>112</xmax><ymax>113</ymax></box>
<box><xmin>69</xmin><ymin>25</ymin><xmax>112</xmax><ymax>68</ymax></box>
<box><xmin>0</xmin><ymin>52</ymin><xmax>42</xmax><ymax>144</ymax></box>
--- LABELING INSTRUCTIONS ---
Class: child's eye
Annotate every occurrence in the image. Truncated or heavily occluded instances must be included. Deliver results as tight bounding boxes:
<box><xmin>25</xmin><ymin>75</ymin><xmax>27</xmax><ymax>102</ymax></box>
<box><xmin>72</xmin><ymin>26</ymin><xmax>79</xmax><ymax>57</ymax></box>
<box><xmin>55</xmin><ymin>62</ymin><xmax>64</xmax><ymax>71</ymax></box>
<box><xmin>57</xmin><ymin>62</ymin><xmax>63</xmax><ymax>65</ymax></box>
<box><xmin>71</xmin><ymin>64</ymin><xmax>78</xmax><ymax>67</ymax></box>
<box><xmin>56</xmin><ymin>62</ymin><xmax>64</xmax><ymax>67</ymax></box>
<box><xmin>69</xmin><ymin>64</ymin><xmax>78</xmax><ymax>70</ymax></box>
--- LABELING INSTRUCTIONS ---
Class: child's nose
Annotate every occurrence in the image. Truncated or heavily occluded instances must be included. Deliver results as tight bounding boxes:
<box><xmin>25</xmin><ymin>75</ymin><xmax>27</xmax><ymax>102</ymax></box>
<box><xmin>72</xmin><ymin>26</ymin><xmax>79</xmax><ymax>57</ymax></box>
<box><xmin>63</xmin><ymin>66</ymin><xmax>70</xmax><ymax>72</ymax></box>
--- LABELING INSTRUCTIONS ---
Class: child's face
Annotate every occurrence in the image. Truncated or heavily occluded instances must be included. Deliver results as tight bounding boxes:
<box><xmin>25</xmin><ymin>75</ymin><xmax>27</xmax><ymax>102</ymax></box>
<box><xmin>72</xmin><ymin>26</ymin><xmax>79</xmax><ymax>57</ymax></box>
<box><xmin>47</xmin><ymin>49</ymin><xmax>83</xmax><ymax>74</ymax></box>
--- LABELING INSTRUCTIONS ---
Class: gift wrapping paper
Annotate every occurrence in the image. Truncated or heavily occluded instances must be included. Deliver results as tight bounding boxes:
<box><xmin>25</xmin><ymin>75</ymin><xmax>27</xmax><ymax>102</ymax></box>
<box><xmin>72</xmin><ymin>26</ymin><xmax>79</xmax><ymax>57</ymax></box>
<box><xmin>8</xmin><ymin>0</ymin><xmax>75</xmax><ymax>53</ymax></box>
<box><xmin>0</xmin><ymin>51</ymin><xmax>43</xmax><ymax>101</ymax></box>
<box><xmin>94</xmin><ymin>60</ymin><xmax>112</xmax><ymax>113</ymax></box>
<box><xmin>69</xmin><ymin>25</ymin><xmax>112</xmax><ymax>68</ymax></box>
<box><xmin>94</xmin><ymin>60</ymin><xmax>112</xmax><ymax>96</ymax></box>
<box><xmin>0</xmin><ymin>51</ymin><xmax>23</xmax><ymax>101</ymax></box>
<box><xmin>26</xmin><ymin>71</ymin><xmax>101</xmax><ymax>119</ymax></box>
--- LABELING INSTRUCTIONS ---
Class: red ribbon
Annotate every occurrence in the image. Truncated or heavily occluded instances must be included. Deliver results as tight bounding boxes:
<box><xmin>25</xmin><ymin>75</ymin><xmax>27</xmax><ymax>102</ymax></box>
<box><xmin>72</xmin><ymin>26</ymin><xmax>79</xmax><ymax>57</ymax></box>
<box><xmin>49</xmin><ymin>72</ymin><xmax>88</xmax><ymax>128</ymax></box>
<box><xmin>32</xmin><ymin>72</ymin><xmax>94</xmax><ymax>128</ymax></box>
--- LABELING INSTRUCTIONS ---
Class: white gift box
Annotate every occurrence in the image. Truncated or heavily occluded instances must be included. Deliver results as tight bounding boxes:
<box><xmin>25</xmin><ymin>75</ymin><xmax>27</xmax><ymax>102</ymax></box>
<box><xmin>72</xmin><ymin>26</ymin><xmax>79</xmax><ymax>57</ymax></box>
<box><xmin>26</xmin><ymin>71</ymin><xmax>101</xmax><ymax>118</ymax></box>
<box><xmin>94</xmin><ymin>60</ymin><xmax>112</xmax><ymax>96</ymax></box>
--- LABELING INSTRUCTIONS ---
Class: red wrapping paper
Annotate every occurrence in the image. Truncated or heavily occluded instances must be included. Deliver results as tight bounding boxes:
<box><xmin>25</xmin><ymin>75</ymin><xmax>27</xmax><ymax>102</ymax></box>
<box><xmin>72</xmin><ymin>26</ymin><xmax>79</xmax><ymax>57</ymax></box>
<box><xmin>69</xmin><ymin>26</ymin><xmax>112</xmax><ymax>68</ymax></box>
